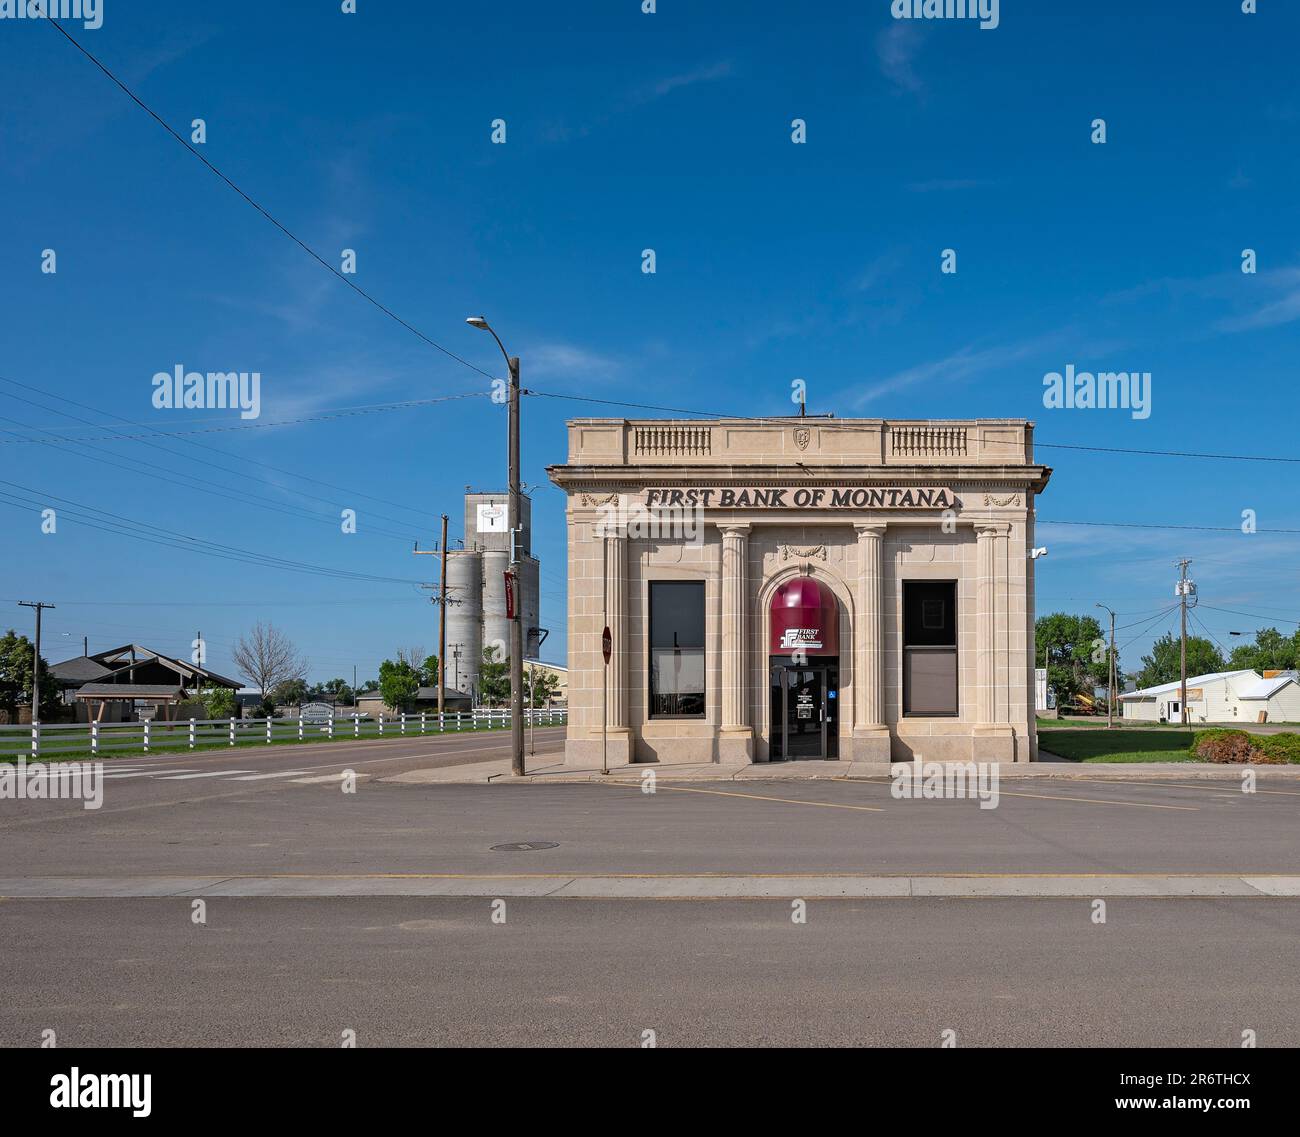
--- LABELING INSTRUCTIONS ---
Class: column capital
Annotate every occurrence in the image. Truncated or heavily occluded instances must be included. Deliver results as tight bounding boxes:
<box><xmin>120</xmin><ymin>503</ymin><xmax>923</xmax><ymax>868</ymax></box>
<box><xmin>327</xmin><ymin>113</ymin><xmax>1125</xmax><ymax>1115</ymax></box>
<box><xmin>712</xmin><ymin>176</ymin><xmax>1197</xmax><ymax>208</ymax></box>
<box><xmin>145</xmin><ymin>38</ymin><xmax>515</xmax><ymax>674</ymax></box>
<box><xmin>854</xmin><ymin>522</ymin><xmax>887</xmax><ymax>539</ymax></box>
<box><xmin>717</xmin><ymin>522</ymin><xmax>752</xmax><ymax>539</ymax></box>
<box><xmin>975</xmin><ymin>520</ymin><xmax>1010</xmax><ymax>538</ymax></box>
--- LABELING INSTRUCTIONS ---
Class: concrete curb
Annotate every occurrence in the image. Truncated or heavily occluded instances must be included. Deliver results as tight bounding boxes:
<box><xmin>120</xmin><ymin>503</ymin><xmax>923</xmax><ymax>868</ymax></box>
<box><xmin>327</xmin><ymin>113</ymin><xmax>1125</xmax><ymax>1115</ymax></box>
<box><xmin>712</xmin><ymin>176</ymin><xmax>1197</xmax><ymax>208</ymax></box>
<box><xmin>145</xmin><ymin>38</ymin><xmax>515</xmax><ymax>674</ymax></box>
<box><xmin>383</xmin><ymin>758</ymin><xmax>1300</xmax><ymax>786</ymax></box>
<box><xmin>4</xmin><ymin>874</ymin><xmax>1300</xmax><ymax>899</ymax></box>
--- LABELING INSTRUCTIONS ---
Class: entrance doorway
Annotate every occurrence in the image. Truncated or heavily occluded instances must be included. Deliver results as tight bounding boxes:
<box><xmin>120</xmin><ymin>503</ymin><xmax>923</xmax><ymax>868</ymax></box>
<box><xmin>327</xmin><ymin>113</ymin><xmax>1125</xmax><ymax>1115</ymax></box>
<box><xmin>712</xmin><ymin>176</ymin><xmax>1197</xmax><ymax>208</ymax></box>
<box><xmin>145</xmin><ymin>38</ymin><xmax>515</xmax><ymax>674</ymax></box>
<box><xmin>769</xmin><ymin>660</ymin><xmax>839</xmax><ymax>760</ymax></box>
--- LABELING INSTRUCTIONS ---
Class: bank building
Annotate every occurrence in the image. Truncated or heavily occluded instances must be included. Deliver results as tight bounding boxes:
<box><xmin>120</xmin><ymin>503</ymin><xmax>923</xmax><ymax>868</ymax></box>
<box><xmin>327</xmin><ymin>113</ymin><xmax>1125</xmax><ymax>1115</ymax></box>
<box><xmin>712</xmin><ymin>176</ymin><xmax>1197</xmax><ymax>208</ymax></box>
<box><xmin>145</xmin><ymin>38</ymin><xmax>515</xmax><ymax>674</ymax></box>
<box><xmin>546</xmin><ymin>417</ymin><xmax>1051</xmax><ymax>767</ymax></box>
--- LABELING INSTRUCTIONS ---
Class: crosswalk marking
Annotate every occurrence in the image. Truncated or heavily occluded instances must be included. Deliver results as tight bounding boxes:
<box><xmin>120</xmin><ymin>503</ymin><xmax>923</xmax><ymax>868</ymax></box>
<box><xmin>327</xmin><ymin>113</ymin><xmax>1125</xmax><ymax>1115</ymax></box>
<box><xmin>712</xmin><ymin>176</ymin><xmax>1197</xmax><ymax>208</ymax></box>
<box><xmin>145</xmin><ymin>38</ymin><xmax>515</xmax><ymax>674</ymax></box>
<box><xmin>230</xmin><ymin>770</ymin><xmax>310</xmax><ymax>781</ymax></box>
<box><xmin>158</xmin><ymin>770</ymin><xmax>256</xmax><ymax>780</ymax></box>
<box><xmin>104</xmin><ymin>769</ymin><xmax>200</xmax><ymax>779</ymax></box>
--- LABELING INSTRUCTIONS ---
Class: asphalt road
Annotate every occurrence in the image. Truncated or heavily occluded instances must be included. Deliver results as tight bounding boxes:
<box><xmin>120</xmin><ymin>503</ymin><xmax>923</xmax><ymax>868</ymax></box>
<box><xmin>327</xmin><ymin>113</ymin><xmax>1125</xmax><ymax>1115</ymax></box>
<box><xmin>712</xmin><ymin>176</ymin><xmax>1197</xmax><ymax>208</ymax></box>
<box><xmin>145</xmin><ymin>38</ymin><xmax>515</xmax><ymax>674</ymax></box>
<box><xmin>2</xmin><ymin>749</ymin><xmax>1298</xmax><ymax>876</ymax></box>
<box><xmin>3</xmin><ymin>730</ymin><xmax>1299</xmax><ymax>1047</ymax></box>
<box><xmin>2</xmin><ymin>896</ymin><xmax>1296</xmax><ymax>1047</ymax></box>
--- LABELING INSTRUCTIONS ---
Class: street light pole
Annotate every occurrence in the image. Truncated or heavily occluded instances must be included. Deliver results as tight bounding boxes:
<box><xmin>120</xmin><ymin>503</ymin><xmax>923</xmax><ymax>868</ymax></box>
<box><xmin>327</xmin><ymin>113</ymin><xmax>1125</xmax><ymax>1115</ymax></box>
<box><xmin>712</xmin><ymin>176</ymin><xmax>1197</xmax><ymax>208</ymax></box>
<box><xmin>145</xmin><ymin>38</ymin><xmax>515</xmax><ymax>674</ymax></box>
<box><xmin>1096</xmin><ymin>603</ymin><xmax>1116</xmax><ymax>730</ymax></box>
<box><xmin>467</xmin><ymin>316</ymin><xmax>525</xmax><ymax>777</ymax></box>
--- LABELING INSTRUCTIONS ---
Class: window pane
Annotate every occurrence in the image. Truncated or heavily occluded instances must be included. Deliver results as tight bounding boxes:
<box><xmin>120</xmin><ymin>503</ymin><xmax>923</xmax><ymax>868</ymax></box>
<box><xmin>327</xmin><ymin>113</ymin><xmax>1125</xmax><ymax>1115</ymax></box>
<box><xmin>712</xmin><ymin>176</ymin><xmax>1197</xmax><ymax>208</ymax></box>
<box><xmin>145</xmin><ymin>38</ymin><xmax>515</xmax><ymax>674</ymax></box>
<box><xmin>903</xmin><ymin>581</ymin><xmax>957</xmax><ymax>715</ymax></box>
<box><xmin>649</xmin><ymin>582</ymin><xmax>705</xmax><ymax>717</ymax></box>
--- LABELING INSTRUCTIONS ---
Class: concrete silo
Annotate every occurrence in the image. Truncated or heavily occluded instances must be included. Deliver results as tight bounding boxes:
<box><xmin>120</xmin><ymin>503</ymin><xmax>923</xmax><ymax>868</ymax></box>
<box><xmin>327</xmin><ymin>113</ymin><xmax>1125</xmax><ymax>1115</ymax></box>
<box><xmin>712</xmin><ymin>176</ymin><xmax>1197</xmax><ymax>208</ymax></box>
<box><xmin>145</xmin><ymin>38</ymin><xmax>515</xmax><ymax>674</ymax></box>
<box><xmin>444</xmin><ymin>549</ymin><xmax>482</xmax><ymax>697</ymax></box>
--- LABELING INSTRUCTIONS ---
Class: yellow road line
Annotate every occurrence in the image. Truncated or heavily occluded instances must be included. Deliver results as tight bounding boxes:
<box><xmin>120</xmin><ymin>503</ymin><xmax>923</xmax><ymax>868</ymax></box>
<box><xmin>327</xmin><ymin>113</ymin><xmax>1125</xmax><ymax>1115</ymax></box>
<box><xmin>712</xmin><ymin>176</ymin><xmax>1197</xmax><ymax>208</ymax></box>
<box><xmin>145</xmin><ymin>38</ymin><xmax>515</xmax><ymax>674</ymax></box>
<box><xmin>993</xmin><ymin>788</ymin><xmax>1198</xmax><ymax>811</ymax></box>
<box><xmin>600</xmin><ymin>780</ymin><xmax>885</xmax><ymax>811</ymax></box>
<box><xmin>1085</xmin><ymin>778</ymin><xmax>1300</xmax><ymax>798</ymax></box>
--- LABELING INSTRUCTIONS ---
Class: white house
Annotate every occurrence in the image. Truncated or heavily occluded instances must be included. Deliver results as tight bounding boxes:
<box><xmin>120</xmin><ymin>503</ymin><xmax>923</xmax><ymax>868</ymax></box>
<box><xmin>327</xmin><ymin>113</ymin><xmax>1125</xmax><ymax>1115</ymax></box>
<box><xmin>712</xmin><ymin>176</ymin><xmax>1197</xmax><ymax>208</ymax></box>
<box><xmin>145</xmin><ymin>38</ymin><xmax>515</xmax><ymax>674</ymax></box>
<box><xmin>1119</xmin><ymin>670</ymin><xmax>1300</xmax><ymax>724</ymax></box>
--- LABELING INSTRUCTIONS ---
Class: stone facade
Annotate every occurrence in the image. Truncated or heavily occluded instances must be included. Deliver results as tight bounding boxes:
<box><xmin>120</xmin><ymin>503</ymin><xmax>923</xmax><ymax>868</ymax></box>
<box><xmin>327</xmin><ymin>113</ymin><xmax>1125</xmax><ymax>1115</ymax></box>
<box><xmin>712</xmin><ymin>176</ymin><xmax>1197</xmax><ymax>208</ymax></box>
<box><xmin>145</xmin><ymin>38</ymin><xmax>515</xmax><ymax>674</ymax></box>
<box><xmin>546</xmin><ymin>418</ymin><xmax>1051</xmax><ymax>767</ymax></box>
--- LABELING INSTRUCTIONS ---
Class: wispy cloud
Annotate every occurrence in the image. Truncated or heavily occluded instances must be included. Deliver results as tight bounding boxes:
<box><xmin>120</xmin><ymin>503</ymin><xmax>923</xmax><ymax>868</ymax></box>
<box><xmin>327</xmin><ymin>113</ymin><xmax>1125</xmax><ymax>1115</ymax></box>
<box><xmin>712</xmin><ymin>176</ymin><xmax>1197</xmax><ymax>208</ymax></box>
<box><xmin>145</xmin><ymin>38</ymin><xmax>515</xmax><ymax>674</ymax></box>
<box><xmin>876</xmin><ymin>24</ymin><xmax>924</xmax><ymax>95</ymax></box>
<box><xmin>847</xmin><ymin>330</ymin><xmax>1072</xmax><ymax>407</ymax></box>
<box><xmin>642</xmin><ymin>60</ymin><xmax>735</xmax><ymax>102</ymax></box>
<box><xmin>523</xmin><ymin>342</ymin><xmax>621</xmax><ymax>383</ymax></box>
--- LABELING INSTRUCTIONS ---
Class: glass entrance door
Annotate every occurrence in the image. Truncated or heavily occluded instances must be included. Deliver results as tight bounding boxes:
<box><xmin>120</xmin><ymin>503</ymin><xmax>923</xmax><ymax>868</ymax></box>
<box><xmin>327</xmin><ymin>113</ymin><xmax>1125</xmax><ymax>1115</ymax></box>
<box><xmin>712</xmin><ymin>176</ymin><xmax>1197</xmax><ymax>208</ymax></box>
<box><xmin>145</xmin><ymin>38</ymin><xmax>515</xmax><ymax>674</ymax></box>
<box><xmin>769</xmin><ymin>661</ymin><xmax>839</xmax><ymax>760</ymax></box>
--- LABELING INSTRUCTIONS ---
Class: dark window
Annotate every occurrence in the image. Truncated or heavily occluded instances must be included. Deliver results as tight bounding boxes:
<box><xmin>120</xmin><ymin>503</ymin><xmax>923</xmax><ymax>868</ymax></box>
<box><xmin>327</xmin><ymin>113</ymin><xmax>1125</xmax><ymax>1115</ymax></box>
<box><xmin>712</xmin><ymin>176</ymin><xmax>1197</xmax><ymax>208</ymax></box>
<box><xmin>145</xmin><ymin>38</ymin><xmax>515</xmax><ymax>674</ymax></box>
<box><xmin>903</xmin><ymin>581</ymin><xmax>957</xmax><ymax>715</ymax></box>
<box><xmin>649</xmin><ymin>581</ymin><xmax>705</xmax><ymax>718</ymax></box>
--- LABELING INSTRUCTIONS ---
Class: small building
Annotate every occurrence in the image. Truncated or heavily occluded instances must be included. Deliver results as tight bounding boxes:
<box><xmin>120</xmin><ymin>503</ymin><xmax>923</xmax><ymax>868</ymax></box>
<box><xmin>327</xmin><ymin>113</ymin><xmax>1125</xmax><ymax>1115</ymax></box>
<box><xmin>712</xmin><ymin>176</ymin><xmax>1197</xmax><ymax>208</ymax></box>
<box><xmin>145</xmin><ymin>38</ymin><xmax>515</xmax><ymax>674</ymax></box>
<box><xmin>49</xmin><ymin>643</ymin><xmax>242</xmax><ymax>722</ymax></box>
<box><xmin>525</xmin><ymin>660</ymin><xmax>568</xmax><ymax>706</ymax></box>
<box><xmin>547</xmin><ymin>416</ymin><xmax>1051</xmax><ymax>766</ymax></box>
<box><xmin>1119</xmin><ymin>669</ymin><xmax>1300</xmax><ymax>724</ymax></box>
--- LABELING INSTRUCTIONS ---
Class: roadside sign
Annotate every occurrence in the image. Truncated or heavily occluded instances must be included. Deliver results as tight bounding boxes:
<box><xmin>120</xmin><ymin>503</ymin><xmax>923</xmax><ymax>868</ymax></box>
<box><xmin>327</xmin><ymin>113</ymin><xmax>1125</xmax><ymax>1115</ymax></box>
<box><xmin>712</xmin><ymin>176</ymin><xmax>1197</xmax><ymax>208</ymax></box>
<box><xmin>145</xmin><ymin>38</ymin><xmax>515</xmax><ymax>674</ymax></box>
<box><xmin>504</xmin><ymin>571</ymin><xmax>516</xmax><ymax>619</ymax></box>
<box><xmin>602</xmin><ymin>626</ymin><xmax>612</xmax><ymax>664</ymax></box>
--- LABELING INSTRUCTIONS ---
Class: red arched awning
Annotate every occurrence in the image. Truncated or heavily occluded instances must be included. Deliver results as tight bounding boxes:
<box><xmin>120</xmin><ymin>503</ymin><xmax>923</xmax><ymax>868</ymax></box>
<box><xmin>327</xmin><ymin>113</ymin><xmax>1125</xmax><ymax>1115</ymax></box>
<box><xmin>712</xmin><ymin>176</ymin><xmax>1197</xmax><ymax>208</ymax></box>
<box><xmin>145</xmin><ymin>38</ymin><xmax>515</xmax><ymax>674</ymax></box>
<box><xmin>770</xmin><ymin>577</ymin><xmax>838</xmax><ymax>657</ymax></box>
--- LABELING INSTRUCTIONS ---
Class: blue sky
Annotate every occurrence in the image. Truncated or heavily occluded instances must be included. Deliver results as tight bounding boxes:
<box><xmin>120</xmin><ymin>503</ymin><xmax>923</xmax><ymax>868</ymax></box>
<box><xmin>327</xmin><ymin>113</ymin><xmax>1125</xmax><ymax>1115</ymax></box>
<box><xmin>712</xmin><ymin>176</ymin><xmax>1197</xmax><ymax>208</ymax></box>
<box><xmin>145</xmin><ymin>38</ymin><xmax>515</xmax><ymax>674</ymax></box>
<box><xmin>1</xmin><ymin>0</ymin><xmax>1297</xmax><ymax>685</ymax></box>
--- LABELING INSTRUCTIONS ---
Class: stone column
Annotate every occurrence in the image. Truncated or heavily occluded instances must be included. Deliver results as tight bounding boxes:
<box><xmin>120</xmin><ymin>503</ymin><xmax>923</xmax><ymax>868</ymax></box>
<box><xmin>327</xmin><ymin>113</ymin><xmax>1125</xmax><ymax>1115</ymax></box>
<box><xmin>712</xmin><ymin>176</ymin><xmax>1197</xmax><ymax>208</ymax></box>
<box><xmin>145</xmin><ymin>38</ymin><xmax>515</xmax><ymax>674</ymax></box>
<box><xmin>598</xmin><ymin>530</ymin><xmax>632</xmax><ymax>766</ymax></box>
<box><xmin>852</xmin><ymin>523</ymin><xmax>890</xmax><ymax>765</ymax></box>
<box><xmin>718</xmin><ymin>524</ymin><xmax>753</xmax><ymax>763</ymax></box>
<box><xmin>974</xmin><ymin>521</ymin><xmax>1014</xmax><ymax>762</ymax></box>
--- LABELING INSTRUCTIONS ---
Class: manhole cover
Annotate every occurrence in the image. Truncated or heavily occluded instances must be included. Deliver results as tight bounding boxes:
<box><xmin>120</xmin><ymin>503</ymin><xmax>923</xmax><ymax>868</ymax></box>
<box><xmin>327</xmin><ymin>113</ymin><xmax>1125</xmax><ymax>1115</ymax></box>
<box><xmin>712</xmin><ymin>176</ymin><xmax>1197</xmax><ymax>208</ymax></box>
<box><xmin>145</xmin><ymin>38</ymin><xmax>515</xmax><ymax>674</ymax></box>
<box><xmin>491</xmin><ymin>841</ymin><xmax>559</xmax><ymax>852</ymax></box>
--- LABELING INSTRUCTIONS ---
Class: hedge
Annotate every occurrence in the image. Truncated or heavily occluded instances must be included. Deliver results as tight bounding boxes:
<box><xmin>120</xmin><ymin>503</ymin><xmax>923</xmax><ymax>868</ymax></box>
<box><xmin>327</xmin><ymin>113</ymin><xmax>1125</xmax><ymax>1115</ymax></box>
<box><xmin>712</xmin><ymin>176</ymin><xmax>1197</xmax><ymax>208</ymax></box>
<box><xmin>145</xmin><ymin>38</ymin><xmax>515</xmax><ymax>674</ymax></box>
<box><xmin>1190</xmin><ymin>728</ymin><xmax>1300</xmax><ymax>764</ymax></box>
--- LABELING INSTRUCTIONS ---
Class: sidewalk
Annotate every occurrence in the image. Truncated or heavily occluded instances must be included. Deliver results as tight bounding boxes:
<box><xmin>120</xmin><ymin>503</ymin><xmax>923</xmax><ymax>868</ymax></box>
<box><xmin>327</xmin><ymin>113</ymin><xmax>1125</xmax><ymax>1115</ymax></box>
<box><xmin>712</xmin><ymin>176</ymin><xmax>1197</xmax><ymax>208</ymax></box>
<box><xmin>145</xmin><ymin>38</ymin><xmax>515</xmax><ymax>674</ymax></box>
<box><xmin>384</xmin><ymin>754</ymin><xmax>1300</xmax><ymax>785</ymax></box>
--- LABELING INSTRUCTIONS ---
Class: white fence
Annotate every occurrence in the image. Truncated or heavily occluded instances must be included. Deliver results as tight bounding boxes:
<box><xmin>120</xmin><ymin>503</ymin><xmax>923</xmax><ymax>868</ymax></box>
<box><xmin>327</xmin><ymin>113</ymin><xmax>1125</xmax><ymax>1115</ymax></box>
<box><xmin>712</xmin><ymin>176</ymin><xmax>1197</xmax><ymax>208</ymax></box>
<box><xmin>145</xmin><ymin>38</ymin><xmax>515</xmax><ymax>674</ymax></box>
<box><xmin>0</xmin><ymin>708</ymin><xmax>567</xmax><ymax>759</ymax></box>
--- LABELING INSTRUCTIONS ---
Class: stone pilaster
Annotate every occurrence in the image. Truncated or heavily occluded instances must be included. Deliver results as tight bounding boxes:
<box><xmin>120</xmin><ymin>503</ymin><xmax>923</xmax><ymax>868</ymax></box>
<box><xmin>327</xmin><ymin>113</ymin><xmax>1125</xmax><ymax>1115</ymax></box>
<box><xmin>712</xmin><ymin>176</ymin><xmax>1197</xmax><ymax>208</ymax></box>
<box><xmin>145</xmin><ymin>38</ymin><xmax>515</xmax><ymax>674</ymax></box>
<box><xmin>718</xmin><ymin>524</ymin><xmax>753</xmax><ymax>763</ymax></box>
<box><xmin>600</xmin><ymin>530</ymin><xmax>632</xmax><ymax>764</ymax></box>
<box><xmin>974</xmin><ymin>521</ymin><xmax>1015</xmax><ymax>762</ymax></box>
<box><xmin>851</xmin><ymin>522</ymin><xmax>891</xmax><ymax>765</ymax></box>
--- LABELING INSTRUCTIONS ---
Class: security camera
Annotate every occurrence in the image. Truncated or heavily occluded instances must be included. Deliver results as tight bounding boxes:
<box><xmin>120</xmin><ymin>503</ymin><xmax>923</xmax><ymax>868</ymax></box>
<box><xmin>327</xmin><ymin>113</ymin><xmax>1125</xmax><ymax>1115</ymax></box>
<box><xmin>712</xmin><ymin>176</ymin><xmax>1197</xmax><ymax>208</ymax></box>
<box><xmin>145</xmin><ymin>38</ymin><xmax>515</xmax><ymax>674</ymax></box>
<box><xmin>1030</xmin><ymin>547</ymin><xmax>1048</xmax><ymax>560</ymax></box>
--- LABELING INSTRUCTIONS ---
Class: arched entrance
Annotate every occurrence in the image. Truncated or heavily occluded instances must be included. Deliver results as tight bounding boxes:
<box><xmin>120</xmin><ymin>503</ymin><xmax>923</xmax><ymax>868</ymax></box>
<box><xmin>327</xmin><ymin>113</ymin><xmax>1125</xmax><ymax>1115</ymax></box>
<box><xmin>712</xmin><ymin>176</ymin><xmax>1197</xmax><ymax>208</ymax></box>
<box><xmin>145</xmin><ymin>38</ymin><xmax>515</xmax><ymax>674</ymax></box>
<box><xmin>768</xmin><ymin>576</ymin><xmax>839</xmax><ymax>760</ymax></box>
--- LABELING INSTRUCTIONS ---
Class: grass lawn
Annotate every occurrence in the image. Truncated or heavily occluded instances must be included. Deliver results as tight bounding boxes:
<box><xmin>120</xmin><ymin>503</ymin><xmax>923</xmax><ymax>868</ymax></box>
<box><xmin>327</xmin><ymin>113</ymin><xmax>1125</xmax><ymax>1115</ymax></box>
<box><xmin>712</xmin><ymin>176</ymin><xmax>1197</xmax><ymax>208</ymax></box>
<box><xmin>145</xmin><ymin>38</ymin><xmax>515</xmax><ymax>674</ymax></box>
<box><xmin>1036</xmin><ymin>726</ymin><xmax>1199</xmax><ymax>763</ymax></box>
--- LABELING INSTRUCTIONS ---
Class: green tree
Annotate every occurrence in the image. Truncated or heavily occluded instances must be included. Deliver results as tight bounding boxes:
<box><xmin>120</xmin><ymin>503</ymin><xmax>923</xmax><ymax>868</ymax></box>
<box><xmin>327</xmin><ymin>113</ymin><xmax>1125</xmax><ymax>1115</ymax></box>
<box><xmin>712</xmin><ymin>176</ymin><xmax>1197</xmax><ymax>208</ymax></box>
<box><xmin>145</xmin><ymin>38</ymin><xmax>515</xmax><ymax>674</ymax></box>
<box><xmin>196</xmin><ymin>686</ymin><xmax>237</xmax><ymax>718</ymax></box>
<box><xmin>0</xmin><ymin>629</ymin><xmax>56</xmax><ymax>719</ymax></box>
<box><xmin>524</xmin><ymin>667</ymin><xmax>561</xmax><ymax>708</ymax></box>
<box><xmin>1136</xmin><ymin>633</ymin><xmax>1225</xmax><ymax>689</ymax></box>
<box><xmin>1034</xmin><ymin>613</ymin><xmax>1113</xmax><ymax>707</ymax></box>
<box><xmin>378</xmin><ymin>658</ymin><xmax>420</xmax><ymax>710</ymax></box>
<box><xmin>1227</xmin><ymin>627</ymin><xmax>1299</xmax><ymax>673</ymax></box>
<box><xmin>419</xmin><ymin>654</ymin><xmax>440</xmax><ymax>687</ymax></box>
<box><xmin>478</xmin><ymin>645</ymin><xmax>511</xmax><ymax>706</ymax></box>
<box><xmin>311</xmin><ymin>677</ymin><xmax>354</xmax><ymax>704</ymax></box>
<box><xmin>271</xmin><ymin>677</ymin><xmax>309</xmax><ymax>705</ymax></box>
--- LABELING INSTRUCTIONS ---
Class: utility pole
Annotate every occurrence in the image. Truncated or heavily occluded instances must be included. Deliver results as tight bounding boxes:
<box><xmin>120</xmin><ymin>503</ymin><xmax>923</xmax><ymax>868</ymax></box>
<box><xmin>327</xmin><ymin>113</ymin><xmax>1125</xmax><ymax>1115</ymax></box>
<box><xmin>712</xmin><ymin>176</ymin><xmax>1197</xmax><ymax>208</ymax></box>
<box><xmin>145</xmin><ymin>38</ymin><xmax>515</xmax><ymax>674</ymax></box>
<box><xmin>18</xmin><ymin>601</ymin><xmax>55</xmax><ymax>725</ymax></box>
<box><xmin>413</xmin><ymin>513</ymin><xmax>451</xmax><ymax>717</ymax></box>
<box><xmin>439</xmin><ymin>515</ymin><xmax>448</xmax><ymax>715</ymax></box>
<box><xmin>1096</xmin><ymin>603</ymin><xmax>1116</xmax><ymax>730</ymax></box>
<box><xmin>1176</xmin><ymin>558</ymin><xmax>1191</xmax><ymax>726</ymax></box>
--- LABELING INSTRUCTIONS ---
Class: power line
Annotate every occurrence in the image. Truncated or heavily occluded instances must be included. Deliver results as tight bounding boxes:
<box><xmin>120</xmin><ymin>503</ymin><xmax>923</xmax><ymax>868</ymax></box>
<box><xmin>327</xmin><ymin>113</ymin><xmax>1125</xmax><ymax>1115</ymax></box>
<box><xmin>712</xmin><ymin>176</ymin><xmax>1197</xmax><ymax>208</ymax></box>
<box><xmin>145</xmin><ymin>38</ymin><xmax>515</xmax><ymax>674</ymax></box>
<box><xmin>1200</xmin><ymin>604</ymin><xmax>1300</xmax><ymax>628</ymax></box>
<box><xmin>0</xmin><ymin>415</ymin><xmax>423</xmax><ymax>545</ymax></box>
<box><xmin>1041</xmin><ymin>519</ymin><xmax>1300</xmax><ymax>535</ymax></box>
<box><xmin>0</xmin><ymin>373</ymin><xmax>460</xmax><ymax>525</ymax></box>
<box><xmin>0</xmin><ymin>391</ymin><xmax>490</xmax><ymax>444</ymax></box>
<box><xmin>0</xmin><ymin>478</ymin><xmax>423</xmax><ymax>586</ymax></box>
<box><xmin>1116</xmin><ymin>606</ymin><xmax>1179</xmax><ymax>654</ymax></box>
<box><xmin>526</xmin><ymin>390</ymin><xmax>1300</xmax><ymax>466</ymax></box>
<box><xmin>43</xmin><ymin>18</ymin><xmax>497</xmax><ymax>385</ymax></box>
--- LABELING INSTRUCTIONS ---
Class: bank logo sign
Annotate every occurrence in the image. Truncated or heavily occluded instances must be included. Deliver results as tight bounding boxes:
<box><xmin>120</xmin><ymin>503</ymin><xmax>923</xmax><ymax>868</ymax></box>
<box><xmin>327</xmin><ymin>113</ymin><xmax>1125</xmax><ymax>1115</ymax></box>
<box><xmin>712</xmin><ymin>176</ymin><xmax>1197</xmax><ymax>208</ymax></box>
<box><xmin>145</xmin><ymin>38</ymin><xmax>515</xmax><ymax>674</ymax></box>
<box><xmin>779</xmin><ymin>628</ymin><xmax>823</xmax><ymax>651</ymax></box>
<box><xmin>643</xmin><ymin>486</ymin><xmax>955</xmax><ymax>509</ymax></box>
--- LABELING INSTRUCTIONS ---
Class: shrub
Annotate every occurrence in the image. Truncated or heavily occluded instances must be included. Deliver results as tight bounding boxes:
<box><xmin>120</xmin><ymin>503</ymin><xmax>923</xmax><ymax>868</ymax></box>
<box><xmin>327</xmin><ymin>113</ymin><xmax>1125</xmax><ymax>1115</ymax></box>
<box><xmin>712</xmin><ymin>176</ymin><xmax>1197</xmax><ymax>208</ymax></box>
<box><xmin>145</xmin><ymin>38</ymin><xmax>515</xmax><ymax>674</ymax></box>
<box><xmin>1253</xmin><ymin>733</ymin><xmax>1300</xmax><ymax>765</ymax></box>
<box><xmin>1190</xmin><ymin>729</ymin><xmax>1257</xmax><ymax>764</ymax></box>
<box><xmin>1190</xmin><ymin>728</ymin><xmax>1300</xmax><ymax>764</ymax></box>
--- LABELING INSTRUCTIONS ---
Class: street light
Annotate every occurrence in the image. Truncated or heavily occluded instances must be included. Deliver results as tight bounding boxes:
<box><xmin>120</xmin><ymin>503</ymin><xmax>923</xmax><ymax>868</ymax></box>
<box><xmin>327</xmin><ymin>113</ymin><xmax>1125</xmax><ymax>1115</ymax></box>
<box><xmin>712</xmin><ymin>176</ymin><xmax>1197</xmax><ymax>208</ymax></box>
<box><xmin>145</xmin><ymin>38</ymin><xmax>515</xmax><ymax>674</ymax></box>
<box><xmin>1096</xmin><ymin>602</ymin><xmax>1116</xmax><ymax>730</ymax></box>
<box><xmin>466</xmin><ymin>316</ymin><xmax>525</xmax><ymax>777</ymax></box>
